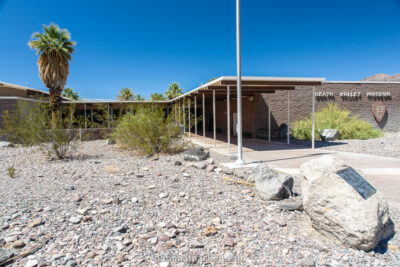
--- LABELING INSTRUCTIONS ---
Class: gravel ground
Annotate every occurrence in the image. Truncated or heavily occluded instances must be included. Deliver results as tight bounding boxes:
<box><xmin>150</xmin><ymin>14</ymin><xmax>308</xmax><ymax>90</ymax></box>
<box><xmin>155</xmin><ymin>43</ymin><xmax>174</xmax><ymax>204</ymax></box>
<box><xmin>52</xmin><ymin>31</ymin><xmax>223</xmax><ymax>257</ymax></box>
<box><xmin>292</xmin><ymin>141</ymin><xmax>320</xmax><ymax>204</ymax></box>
<box><xmin>0</xmin><ymin>141</ymin><xmax>399</xmax><ymax>266</ymax></box>
<box><xmin>291</xmin><ymin>132</ymin><xmax>400</xmax><ymax>159</ymax></box>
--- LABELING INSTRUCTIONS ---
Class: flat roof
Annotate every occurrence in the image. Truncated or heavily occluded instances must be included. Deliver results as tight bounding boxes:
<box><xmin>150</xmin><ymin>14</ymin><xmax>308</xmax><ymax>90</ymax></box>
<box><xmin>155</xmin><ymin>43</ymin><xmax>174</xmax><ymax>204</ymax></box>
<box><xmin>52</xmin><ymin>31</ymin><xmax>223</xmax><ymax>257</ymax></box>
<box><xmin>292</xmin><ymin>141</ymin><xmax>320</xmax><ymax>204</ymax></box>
<box><xmin>0</xmin><ymin>81</ymin><xmax>50</xmax><ymax>96</ymax></box>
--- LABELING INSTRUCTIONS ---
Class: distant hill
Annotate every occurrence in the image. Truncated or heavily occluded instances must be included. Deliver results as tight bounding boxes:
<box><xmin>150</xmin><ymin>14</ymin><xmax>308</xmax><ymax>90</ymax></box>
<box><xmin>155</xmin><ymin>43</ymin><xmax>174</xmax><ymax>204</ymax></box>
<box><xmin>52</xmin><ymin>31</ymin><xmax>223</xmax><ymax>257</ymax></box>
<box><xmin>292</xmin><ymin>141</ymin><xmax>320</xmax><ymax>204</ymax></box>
<box><xmin>363</xmin><ymin>73</ymin><xmax>400</xmax><ymax>82</ymax></box>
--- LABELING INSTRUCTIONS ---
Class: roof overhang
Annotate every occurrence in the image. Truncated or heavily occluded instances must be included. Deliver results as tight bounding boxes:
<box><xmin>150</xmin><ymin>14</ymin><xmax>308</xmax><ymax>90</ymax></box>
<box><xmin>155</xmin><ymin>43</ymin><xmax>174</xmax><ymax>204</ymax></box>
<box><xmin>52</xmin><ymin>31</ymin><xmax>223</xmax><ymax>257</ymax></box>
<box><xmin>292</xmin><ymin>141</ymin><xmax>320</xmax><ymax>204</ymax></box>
<box><xmin>175</xmin><ymin>76</ymin><xmax>325</xmax><ymax>100</ymax></box>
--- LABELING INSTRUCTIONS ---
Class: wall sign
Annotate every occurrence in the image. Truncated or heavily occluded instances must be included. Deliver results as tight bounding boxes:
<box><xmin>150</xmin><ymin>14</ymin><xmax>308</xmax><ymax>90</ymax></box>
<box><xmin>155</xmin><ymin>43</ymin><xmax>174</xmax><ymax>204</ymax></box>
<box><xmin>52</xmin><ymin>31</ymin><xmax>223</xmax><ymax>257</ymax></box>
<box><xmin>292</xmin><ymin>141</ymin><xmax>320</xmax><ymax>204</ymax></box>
<box><xmin>372</xmin><ymin>101</ymin><xmax>386</xmax><ymax>122</ymax></box>
<box><xmin>315</xmin><ymin>91</ymin><xmax>392</xmax><ymax>101</ymax></box>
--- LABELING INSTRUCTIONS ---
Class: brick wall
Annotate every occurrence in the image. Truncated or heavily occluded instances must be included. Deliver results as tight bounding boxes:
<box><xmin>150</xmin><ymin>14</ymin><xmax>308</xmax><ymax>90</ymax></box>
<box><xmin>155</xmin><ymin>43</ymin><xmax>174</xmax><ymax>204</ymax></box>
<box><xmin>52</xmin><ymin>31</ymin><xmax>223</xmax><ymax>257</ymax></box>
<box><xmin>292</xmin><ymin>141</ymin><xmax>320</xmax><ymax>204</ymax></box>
<box><xmin>255</xmin><ymin>82</ymin><xmax>400</xmax><ymax>136</ymax></box>
<box><xmin>0</xmin><ymin>98</ymin><xmax>18</xmax><ymax>128</ymax></box>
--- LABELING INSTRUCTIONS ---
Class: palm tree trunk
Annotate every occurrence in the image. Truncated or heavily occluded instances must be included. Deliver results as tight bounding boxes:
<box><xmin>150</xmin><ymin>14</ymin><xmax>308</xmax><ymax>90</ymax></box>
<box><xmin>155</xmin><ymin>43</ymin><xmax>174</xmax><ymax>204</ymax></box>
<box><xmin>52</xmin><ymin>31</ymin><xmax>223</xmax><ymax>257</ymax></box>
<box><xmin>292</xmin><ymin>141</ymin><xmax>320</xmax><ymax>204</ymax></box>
<box><xmin>50</xmin><ymin>89</ymin><xmax>61</xmax><ymax>122</ymax></box>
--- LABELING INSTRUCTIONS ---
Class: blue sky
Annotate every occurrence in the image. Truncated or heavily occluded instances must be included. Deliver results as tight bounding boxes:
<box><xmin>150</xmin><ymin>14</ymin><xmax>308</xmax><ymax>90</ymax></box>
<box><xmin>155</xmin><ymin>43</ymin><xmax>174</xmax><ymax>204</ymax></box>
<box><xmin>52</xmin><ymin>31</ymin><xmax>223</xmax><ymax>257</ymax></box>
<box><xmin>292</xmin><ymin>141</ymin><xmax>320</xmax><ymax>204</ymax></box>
<box><xmin>1</xmin><ymin>0</ymin><xmax>400</xmax><ymax>99</ymax></box>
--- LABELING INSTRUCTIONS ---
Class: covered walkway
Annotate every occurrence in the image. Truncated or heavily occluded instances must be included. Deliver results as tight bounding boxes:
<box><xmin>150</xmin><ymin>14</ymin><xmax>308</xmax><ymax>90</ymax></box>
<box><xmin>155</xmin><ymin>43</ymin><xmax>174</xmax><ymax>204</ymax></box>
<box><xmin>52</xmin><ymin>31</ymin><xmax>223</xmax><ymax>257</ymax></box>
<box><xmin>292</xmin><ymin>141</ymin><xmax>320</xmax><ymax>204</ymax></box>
<box><xmin>189</xmin><ymin>134</ymin><xmax>400</xmax><ymax>209</ymax></box>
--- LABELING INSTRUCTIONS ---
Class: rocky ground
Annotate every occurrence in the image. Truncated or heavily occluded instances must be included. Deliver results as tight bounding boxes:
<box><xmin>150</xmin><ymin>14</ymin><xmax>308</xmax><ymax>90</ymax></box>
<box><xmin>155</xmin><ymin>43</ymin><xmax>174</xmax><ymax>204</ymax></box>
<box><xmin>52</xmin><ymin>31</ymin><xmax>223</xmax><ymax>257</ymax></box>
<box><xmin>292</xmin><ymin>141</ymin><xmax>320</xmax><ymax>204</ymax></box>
<box><xmin>292</xmin><ymin>132</ymin><xmax>400</xmax><ymax>159</ymax></box>
<box><xmin>0</xmin><ymin>141</ymin><xmax>399</xmax><ymax>267</ymax></box>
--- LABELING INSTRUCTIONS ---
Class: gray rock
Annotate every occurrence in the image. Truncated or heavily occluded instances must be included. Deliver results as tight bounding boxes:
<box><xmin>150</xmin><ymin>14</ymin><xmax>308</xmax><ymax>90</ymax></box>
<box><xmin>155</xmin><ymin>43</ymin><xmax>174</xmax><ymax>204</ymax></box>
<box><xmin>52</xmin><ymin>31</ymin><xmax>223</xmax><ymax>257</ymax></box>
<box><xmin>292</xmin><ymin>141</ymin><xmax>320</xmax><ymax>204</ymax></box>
<box><xmin>174</xmin><ymin>161</ymin><xmax>182</xmax><ymax>166</ymax></box>
<box><xmin>0</xmin><ymin>248</ymin><xmax>14</xmax><ymax>263</ymax></box>
<box><xmin>114</xmin><ymin>225</ymin><xmax>128</xmax><ymax>233</ymax></box>
<box><xmin>0</xmin><ymin>238</ymin><xmax>6</xmax><ymax>247</ymax></box>
<box><xmin>193</xmin><ymin>162</ymin><xmax>206</xmax><ymax>169</ymax></box>
<box><xmin>320</xmin><ymin>129</ymin><xmax>339</xmax><ymax>141</ymax></box>
<box><xmin>223</xmin><ymin>234</ymin><xmax>235</xmax><ymax>247</ymax></box>
<box><xmin>279</xmin><ymin>199</ymin><xmax>303</xmax><ymax>211</ymax></box>
<box><xmin>189</xmin><ymin>239</ymin><xmax>204</xmax><ymax>248</ymax></box>
<box><xmin>183</xmin><ymin>147</ymin><xmax>209</xmax><ymax>161</ymax></box>
<box><xmin>254</xmin><ymin>163</ymin><xmax>293</xmax><ymax>200</ymax></box>
<box><xmin>300</xmin><ymin>155</ymin><xmax>395</xmax><ymax>251</ymax></box>
<box><xmin>69</xmin><ymin>217</ymin><xmax>81</xmax><ymax>224</ymax></box>
<box><xmin>301</xmin><ymin>258</ymin><xmax>315</xmax><ymax>267</ymax></box>
<box><xmin>0</xmin><ymin>141</ymin><xmax>12</xmax><ymax>148</ymax></box>
<box><xmin>223</xmin><ymin>251</ymin><xmax>234</xmax><ymax>261</ymax></box>
<box><xmin>12</xmin><ymin>240</ymin><xmax>25</xmax><ymax>249</ymax></box>
<box><xmin>25</xmin><ymin>259</ymin><xmax>39</xmax><ymax>267</ymax></box>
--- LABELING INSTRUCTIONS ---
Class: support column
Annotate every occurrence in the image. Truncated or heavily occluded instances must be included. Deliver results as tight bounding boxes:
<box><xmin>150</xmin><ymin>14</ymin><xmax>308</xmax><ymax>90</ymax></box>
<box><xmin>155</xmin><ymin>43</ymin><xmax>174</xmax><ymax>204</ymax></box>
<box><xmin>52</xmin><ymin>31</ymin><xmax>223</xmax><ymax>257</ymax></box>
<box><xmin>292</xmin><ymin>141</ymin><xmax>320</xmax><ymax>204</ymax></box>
<box><xmin>178</xmin><ymin>102</ymin><xmax>181</xmax><ymax>125</ymax></box>
<box><xmin>312</xmin><ymin>86</ymin><xmax>315</xmax><ymax>149</ymax></box>
<box><xmin>175</xmin><ymin>103</ymin><xmax>177</xmax><ymax>125</ymax></box>
<box><xmin>194</xmin><ymin>96</ymin><xmax>197</xmax><ymax>137</ymax></box>
<box><xmin>107</xmin><ymin>103</ymin><xmax>110</xmax><ymax>129</ymax></box>
<box><xmin>91</xmin><ymin>108</ymin><xmax>94</xmax><ymax>128</ymax></box>
<box><xmin>84</xmin><ymin>103</ymin><xmax>87</xmax><ymax>129</ymax></box>
<box><xmin>183</xmin><ymin>99</ymin><xmax>186</xmax><ymax>134</ymax></box>
<box><xmin>188</xmin><ymin>99</ymin><xmax>191</xmax><ymax>139</ymax></box>
<box><xmin>213</xmin><ymin>90</ymin><xmax>216</xmax><ymax>148</ymax></box>
<box><xmin>111</xmin><ymin>108</ymin><xmax>114</xmax><ymax>124</ymax></box>
<box><xmin>268</xmin><ymin>103</ymin><xmax>271</xmax><ymax>142</ymax></box>
<box><xmin>202</xmin><ymin>93</ymin><xmax>205</xmax><ymax>139</ymax></box>
<box><xmin>227</xmin><ymin>85</ymin><xmax>231</xmax><ymax>153</ymax></box>
<box><xmin>287</xmin><ymin>91</ymin><xmax>290</xmax><ymax>145</ymax></box>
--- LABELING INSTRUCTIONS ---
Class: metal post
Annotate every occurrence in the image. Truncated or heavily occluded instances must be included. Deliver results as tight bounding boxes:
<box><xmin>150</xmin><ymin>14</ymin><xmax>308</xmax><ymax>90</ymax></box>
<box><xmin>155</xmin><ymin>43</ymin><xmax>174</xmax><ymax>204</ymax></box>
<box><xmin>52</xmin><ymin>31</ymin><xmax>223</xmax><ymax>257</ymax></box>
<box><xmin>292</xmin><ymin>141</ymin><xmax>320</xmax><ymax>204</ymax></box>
<box><xmin>178</xmin><ymin>102</ymin><xmax>181</xmax><ymax>125</ymax></box>
<box><xmin>84</xmin><ymin>103</ymin><xmax>87</xmax><ymax>129</ymax></box>
<box><xmin>183</xmin><ymin>99</ymin><xmax>186</xmax><ymax>134</ymax></box>
<box><xmin>194</xmin><ymin>96</ymin><xmax>197</xmax><ymax>137</ymax></box>
<box><xmin>202</xmin><ymin>93</ymin><xmax>205</xmax><ymax>139</ymax></box>
<box><xmin>91</xmin><ymin>108</ymin><xmax>94</xmax><ymax>128</ymax></box>
<box><xmin>312</xmin><ymin>86</ymin><xmax>315</xmax><ymax>149</ymax></box>
<box><xmin>268</xmin><ymin>104</ymin><xmax>271</xmax><ymax>142</ymax></box>
<box><xmin>236</xmin><ymin>0</ymin><xmax>244</xmax><ymax>163</ymax></box>
<box><xmin>188</xmin><ymin>99</ymin><xmax>191</xmax><ymax>139</ymax></box>
<box><xmin>213</xmin><ymin>90</ymin><xmax>216</xmax><ymax>148</ymax></box>
<box><xmin>175</xmin><ymin>103</ymin><xmax>177</xmax><ymax>125</ymax></box>
<box><xmin>227</xmin><ymin>85</ymin><xmax>231</xmax><ymax>153</ymax></box>
<box><xmin>107</xmin><ymin>103</ymin><xmax>110</xmax><ymax>129</ymax></box>
<box><xmin>287</xmin><ymin>91</ymin><xmax>290</xmax><ymax>145</ymax></box>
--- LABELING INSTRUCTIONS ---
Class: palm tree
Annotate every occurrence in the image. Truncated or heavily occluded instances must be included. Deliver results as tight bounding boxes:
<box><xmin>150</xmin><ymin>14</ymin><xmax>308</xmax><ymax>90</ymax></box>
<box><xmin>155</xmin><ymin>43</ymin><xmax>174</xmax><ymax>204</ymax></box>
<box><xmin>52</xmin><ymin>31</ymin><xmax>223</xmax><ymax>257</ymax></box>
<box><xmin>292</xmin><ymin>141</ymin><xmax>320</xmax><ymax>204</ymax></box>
<box><xmin>117</xmin><ymin>88</ymin><xmax>135</xmax><ymax>101</ymax></box>
<box><xmin>135</xmin><ymin>94</ymin><xmax>145</xmax><ymax>101</ymax></box>
<box><xmin>150</xmin><ymin>93</ymin><xmax>166</xmax><ymax>101</ymax></box>
<box><xmin>165</xmin><ymin>82</ymin><xmax>183</xmax><ymax>100</ymax></box>
<box><xmin>28</xmin><ymin>23</ymin><xmax>76</xmax><ymax>121</ymax></box>
<box><xmin>62</xmin><ymin>87</ymin><xmax>79</xmax><ymax>100</ymax></box>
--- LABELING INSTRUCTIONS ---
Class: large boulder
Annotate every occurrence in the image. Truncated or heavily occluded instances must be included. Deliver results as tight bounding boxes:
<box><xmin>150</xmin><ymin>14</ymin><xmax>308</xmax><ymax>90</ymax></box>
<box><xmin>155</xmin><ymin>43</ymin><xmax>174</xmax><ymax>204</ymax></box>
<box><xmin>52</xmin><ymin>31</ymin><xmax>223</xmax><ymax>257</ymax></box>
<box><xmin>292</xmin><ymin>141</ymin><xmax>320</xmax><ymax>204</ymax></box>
<box><xmin>254</xmin><ymin>163</ymin><xmax>293</xmax><ymax>200</ymax></box>
<box><xmin>183</xmin><ymin>147</ymin><xmax>209</xmax><ymax>162</ymax></box>
<box><xmin>300</xmin><ymin>155</ymin><xmax>394</xmax><ymax>251</ymax></box>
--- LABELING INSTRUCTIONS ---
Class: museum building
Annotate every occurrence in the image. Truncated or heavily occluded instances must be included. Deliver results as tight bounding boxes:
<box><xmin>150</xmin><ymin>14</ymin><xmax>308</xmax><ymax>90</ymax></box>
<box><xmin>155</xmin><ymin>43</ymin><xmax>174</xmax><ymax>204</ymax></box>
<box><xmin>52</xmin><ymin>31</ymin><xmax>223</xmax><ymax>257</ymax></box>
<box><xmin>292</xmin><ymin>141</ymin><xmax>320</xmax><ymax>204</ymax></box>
<box><xmin>1</xmin><ymin>77</ymin><xmax>399</xmax><ymax>141</ymax></box>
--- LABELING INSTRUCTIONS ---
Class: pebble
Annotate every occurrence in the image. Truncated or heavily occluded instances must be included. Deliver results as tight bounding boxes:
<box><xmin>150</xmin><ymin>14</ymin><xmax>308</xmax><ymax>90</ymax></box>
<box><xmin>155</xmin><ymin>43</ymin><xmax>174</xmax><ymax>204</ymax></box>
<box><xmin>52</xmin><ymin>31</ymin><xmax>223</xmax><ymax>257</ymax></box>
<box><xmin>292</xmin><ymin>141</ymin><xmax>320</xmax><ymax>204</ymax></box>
<box><xmin>0</xmin><ymin>140</ymin><xmax>399</xmax><ymax>266</ymax></box>
<box><xmin>12</xmin><ymin>240</ymin><xmax>25</xmax><ymax>249</ymax></box>
<box><xmin>189</xmin><ymin>239</ymin><xmax>204</xmax><ymax>248</ymax></box>
<box><xmin>204</xmin><ymin>226</ymin><xmax>217</xmax><ymax>236</ymax></box>
<box><xmin>223</xmin><ymin>234</ymin><xmax>235</xmax><ymax>247</ymax></box>
<box><xmin>301</xmin><ymin>258</ymin><xmax>316</xmax><ymax>267</ymax></box>
<box><xmin>25</xmin><ymin>259</ymin><xmax>39</xmax><ymax>267</ymax></box>
<box><xmin>69</xmin><ymin>217</ymin><xmax>81</xmax><ymax>224</ymax></box>
<box><xmin>73</xmin><ymin>195</ymin><xmax>82</xmax><ymax>203</ymax></box>
<box><xmin>28</xmin><ymin>218</ymin><xmax>43</xmax><ymax>228</ymax></box>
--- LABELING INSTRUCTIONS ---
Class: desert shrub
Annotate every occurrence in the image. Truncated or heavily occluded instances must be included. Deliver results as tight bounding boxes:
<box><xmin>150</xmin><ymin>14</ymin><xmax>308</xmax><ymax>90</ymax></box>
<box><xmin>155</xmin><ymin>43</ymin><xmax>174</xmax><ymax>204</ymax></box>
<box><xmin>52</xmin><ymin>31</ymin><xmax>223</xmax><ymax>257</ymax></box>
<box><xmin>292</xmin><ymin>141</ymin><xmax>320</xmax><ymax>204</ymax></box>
<box><xmin>7</xmin><ymin>165</ymin><xmax>16</xmax><ymax>178</ymax></box>
<box><xmin>112</xmin><ymin>105</ymin><xmax>182</xmax><ymax>155</ymax></box>
<box><xmin>1</xmin><ymin>100</ymin><xmax>78</xmax><ymax>158</ymax></box>
<box><xmin>292</xmin><ymin>104</ymin><xmax>382</xmax><ymax>140</ymax></box>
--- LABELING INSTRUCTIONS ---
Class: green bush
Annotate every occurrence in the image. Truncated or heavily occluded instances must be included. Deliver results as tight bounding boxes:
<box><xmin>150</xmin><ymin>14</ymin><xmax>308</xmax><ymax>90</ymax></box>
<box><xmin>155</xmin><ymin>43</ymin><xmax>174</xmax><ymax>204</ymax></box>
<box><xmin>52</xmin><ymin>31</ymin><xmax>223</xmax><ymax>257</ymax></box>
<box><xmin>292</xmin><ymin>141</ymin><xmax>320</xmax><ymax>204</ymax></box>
<box><xmin>292</xmin><ymin>104</ymin><xmax>382</xmax><ymax>140</ymax></box>
<box><xmin>1</xmin><ymin>100</ymin><xmax>78</xmax><ymax>158</ymax></box>
<box><xmin>112</xmin><ymin>105</ymin><xmax>182</xmax><ymax>155</ymax></box>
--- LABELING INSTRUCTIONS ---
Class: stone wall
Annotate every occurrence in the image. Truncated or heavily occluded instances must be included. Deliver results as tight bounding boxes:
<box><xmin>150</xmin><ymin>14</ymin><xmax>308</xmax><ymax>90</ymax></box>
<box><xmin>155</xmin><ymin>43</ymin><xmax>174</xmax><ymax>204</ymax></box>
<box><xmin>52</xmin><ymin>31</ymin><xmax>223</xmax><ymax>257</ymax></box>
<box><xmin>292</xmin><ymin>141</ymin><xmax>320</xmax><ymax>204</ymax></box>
<box><xmin>255</xmin><ymin>82</ymin><xmax>400</xmax><ymax>137</ymax></box>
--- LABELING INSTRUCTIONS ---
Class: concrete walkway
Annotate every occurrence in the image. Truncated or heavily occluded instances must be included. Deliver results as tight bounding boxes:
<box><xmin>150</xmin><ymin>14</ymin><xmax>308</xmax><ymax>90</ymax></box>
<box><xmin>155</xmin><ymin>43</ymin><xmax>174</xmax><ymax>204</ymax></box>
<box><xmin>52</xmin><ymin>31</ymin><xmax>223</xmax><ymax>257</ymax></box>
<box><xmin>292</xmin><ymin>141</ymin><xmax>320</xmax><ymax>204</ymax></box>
<box><xmin>189</xmin><ymin>134</ymin><xmax>400</xmax><ymax>209</ymax></box>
